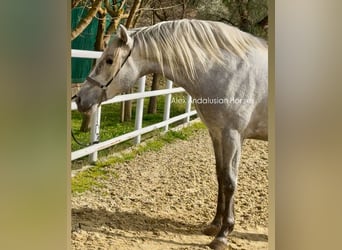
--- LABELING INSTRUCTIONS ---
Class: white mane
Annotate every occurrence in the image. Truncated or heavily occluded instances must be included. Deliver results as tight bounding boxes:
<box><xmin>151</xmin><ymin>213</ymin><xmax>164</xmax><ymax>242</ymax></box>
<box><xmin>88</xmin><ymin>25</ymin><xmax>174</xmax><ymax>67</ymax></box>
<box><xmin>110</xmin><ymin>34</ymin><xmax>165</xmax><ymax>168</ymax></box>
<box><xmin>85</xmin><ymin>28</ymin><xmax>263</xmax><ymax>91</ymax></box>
<box><xmin>131</xmin><ymin>19</ymin><xmax>267</xmax><ymax>80</ymax></box>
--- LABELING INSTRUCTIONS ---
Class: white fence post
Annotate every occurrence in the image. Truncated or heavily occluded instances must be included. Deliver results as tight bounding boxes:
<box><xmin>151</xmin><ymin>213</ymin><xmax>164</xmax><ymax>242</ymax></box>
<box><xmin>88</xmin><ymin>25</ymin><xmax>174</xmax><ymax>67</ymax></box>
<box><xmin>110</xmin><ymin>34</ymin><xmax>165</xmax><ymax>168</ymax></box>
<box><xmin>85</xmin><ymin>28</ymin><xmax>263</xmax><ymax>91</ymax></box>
<box><xmin>134</xmin><ymin>76</ymin><xmax>146</xmax><ymax>144</ymax></box>
<box><xmin>163</xmin><ymin>80</ymin><xmax>173</xmax><ymax>132</ymax></box>
<box><xmin>89</xmin><ymin>106</ymin><xmax>102</xmax><ymax>163</ymax></box>
<box><xmin>185</xmin><ymin>94</ymin><xmax>192</xmax><ymax>123</ymax></box>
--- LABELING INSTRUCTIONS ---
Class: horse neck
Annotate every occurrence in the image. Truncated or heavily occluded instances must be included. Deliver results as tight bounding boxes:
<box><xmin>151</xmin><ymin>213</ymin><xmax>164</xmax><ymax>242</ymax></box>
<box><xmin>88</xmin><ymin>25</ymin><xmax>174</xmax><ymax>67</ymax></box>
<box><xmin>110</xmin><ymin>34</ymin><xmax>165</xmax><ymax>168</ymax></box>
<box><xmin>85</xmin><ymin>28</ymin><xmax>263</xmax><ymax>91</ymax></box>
<box><xmin>135</xmin><ymin>47</ymin><xmax>199</xmax><ymax>97</ymax></box>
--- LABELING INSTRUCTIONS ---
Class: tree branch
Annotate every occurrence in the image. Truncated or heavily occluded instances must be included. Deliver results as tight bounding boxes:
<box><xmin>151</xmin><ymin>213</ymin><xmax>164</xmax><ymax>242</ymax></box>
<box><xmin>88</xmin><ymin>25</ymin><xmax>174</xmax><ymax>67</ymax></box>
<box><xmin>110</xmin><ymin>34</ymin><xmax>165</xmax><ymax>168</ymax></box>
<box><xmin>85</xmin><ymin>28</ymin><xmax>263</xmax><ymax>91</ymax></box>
<box><xmin>153</xmin><ymin>10</ymin><xmax>164</xmax><ymax>21</ymax></box>
<box><xmin>103</xmin><ymin>13</ymin><xmax>129</xmax><ymax>45</ymax></box>
<box><xmin>104</xmin><ymin>0</ymin><xmax>117</xmax><ymax>16</ymax></box>
<box><xmin>137</xmin><ymin>3</ymin><xmax>184</xmax><ymax>13</ymax></box>
<box><xmin>104</xmin><ymin>0</ymin><xmax>127</xmax><ymax>17</ymax></box>
<box><xmin>125</xmin><ymin>0</ymin><xmax>142</xmax><ymax>28</ymax></box>
<box><xmin>71</xmin><ymin>0</ymin><xmax>103</xmax><ymax>40</ymax></box>
<box><xmin>72</xmin><ymin>0</ymin><xmax>83</xmax><ymax>8</ymax></box>
<box><xmin>94</xmin><ymin>10</ymin><xmax>107</xmax><ymax>51</ymax></box>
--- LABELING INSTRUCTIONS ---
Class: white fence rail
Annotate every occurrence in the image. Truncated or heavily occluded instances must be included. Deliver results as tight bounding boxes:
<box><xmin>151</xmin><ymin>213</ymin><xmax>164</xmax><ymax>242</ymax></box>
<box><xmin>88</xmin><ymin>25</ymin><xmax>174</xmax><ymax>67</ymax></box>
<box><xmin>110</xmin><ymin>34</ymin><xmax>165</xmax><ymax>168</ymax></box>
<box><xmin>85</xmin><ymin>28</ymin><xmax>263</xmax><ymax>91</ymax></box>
<box><xmin>71</xmin><ymin>49</ymin><xmax>197</xmax><ymax>162</ymax></box>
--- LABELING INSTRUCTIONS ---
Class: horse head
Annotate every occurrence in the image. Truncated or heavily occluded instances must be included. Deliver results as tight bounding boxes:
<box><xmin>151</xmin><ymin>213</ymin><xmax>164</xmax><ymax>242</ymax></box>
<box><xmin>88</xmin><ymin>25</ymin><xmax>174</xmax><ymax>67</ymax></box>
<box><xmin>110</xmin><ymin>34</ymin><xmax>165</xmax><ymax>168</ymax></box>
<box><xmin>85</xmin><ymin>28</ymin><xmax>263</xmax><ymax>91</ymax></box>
<box><xmin>75</xmin><ymin>25</ymin><xmax>136</xmax><ymax>113</ymax></box>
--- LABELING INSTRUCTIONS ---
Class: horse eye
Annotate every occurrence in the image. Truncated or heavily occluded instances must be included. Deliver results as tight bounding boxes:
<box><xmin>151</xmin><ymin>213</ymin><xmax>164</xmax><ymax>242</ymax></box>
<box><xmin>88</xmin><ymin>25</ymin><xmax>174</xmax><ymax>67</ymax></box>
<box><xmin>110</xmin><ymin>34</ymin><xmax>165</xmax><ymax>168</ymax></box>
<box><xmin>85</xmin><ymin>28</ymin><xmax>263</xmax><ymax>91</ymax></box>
<box><xmin>106</xmin><ymin>58</ymin><xmax>113</xmax><ymax>65</ymax></box>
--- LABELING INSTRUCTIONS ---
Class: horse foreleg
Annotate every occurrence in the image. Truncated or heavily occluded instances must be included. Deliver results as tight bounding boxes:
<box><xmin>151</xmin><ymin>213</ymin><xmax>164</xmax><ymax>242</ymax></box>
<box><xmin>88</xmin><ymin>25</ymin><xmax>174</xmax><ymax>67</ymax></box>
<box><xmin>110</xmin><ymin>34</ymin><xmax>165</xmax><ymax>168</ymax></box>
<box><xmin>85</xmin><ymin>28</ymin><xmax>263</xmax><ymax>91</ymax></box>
<box><xmin>208</xmin><ymin>129</ymin><xmax>241</xmax><ymax>250</ymax></box>
<box><xmin>203</xmin><ymin>131</ymin><xmax>225</xmax><ymax>236</ymax></box>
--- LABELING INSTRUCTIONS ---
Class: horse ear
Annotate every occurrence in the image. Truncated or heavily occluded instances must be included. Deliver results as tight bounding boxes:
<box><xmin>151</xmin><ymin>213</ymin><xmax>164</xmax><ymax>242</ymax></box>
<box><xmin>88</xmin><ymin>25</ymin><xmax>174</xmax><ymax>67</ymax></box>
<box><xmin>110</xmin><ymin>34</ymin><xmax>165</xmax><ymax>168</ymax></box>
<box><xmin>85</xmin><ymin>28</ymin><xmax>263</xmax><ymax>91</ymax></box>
<box><xmin>118</xmin><ymin>24</ymin><xmax>133</xmax><ymax>48</ymax></box>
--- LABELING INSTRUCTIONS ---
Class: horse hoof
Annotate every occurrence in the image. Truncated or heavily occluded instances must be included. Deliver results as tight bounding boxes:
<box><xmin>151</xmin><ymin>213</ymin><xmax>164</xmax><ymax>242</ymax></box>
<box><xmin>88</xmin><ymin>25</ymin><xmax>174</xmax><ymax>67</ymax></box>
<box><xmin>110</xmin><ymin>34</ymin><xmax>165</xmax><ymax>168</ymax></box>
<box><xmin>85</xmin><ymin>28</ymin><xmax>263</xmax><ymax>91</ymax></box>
<box><xmin>202</xmin><ymin>224</ymin><xmax>221</xmax><ymax>236</ymax></box>
<box><xmin>208</xmin><ymin>238</ymin><xmax>228</xmax><ymax>250</ymax></box>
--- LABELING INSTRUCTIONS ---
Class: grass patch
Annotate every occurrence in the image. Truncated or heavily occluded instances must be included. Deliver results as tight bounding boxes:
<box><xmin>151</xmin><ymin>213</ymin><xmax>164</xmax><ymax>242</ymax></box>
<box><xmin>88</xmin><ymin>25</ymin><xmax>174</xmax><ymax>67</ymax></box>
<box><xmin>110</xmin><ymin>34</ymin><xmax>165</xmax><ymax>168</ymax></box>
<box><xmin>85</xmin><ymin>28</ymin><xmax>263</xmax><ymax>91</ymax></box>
<box><xmin>144</xmin><ymin>140</ymin><xmax>165</xmax><ymax>151</ymax></box>
<box><xmin>121</xmin><ymin>152</ymin><xmax>136</xmax><ymax>161</ymax></box>
<box><xmin>162</xmin><ymin>130</ymin><xmax>187</xmax><ymax>142</ymax></box>
<box><xmin>181</xmin><ymin>121</ymin><xmax>207</xmax><ymax>135</ymax></box>
<box><xmin>71</xmin><ymin>165</ymin><xmax>111</xmax><ymax>193</ymax></box>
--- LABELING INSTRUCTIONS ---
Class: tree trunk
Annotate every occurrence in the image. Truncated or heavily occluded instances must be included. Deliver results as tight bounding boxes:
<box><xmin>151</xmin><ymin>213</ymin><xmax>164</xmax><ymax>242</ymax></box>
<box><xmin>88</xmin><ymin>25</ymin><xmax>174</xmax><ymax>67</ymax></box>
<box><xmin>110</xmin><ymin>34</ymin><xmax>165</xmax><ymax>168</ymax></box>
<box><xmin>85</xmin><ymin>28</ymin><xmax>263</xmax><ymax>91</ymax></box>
<box><xmin>119</xmin><ymin>88</ymin><xmax>133</xmax><ymax>122</ymax></box>
<box><xmin>181</xmin><ymin>0</ymin><xmax>187</xmax><ymax>18</ymax></box>
<box><xmin>103</xmin><ymin>0</ymin><xmax>129</xmax><ymax>46</ymax></box>
<box><xmin>72</xmin><ymin>0</ymin><xmax>82</xmax><ymax>8</ymax></box>
<box><xmin>124</xmin><ymin>89</ymin><xmax>133</xmax><ymax>121</ymax></box>
<box><xmin>148</xmin><ymin>74</ymin><xmax>160</xmax><ymax>114</ymax></box>
<box><xmin>125</xmin><ymin>0</ymin><xmax>142</xmax><ymax>28</ymax></box>
<box><xmin>94</xmin><ymin>8</ymin><xmax>107</xmax><ymax>51</ymax></box>
<box><xmin>146</xmin><ymin>10</ymin><xmax>159</xmax><ymax>114</ymax></box>
<box><xmin>80</xmin><ymin>113</ymin><xmax>91</xmax><ymax>132</ymax></box>
<box><xmin>103</xmin><ymin>13</ymin><xmax>129</xmax><ymax>46</ymax></box>
<box><xmin>120</xmin><ymin>102</ymin><xmax>125</xmax><ymax>122</ymax></box>
<box><xmin>121</xmin><ymin>0</ymin><xmax>142</xmax><ymax>122</ymax></box>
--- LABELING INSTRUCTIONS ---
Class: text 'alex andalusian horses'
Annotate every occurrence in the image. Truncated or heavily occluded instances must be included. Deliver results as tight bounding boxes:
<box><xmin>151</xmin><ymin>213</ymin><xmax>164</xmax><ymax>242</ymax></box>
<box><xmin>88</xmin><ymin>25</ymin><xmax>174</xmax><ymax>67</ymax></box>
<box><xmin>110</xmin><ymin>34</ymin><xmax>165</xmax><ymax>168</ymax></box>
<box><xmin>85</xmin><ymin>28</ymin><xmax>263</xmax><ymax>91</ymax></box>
<box><xmin>75</xmin><ymin>19</ymin><xmax>268</xmax><ymax>250</ymax></box>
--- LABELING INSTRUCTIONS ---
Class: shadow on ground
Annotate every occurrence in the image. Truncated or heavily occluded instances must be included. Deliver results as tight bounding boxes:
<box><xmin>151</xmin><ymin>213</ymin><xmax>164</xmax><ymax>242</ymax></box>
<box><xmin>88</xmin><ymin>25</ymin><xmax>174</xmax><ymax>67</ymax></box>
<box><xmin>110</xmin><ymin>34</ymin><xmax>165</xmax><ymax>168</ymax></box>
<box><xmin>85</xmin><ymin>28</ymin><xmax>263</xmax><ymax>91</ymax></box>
<box><xmin>72</xmin><ymin>207</ymin><xmax>203</xmax><ymax>235</ymax></box>
<box><xmin>72</xmin><ymin>206</ymin><xmax>268</xmax><ymax>244</ymax></box>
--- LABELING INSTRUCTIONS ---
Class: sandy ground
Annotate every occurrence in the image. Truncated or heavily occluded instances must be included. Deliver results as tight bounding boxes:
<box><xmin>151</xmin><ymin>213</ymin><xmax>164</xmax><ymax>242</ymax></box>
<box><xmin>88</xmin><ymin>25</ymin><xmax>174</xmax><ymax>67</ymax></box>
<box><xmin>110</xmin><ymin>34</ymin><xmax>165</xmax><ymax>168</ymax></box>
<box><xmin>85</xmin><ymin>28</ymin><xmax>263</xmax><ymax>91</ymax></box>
<box><xmin>71</xmin><ymin>128</ymin><xmax>268</xmax><ymax>250</ymax></box>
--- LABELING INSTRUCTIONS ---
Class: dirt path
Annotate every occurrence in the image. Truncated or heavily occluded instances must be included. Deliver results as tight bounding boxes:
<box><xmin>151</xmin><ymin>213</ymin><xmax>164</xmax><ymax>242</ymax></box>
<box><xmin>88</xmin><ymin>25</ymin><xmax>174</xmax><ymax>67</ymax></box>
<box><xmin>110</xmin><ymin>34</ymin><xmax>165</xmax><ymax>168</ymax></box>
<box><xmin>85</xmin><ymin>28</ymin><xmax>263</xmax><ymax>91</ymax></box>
<box><xmin>72</xmin><ymin>128</ymin><xmax>268</xmax><ymax>250</ymax></box>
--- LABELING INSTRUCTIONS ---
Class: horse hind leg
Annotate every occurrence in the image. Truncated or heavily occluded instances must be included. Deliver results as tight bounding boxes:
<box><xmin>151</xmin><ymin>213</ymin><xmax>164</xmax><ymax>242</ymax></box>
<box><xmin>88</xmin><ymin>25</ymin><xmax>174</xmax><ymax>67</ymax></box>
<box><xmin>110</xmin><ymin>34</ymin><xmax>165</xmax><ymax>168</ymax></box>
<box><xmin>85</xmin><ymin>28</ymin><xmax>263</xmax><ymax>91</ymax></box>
<box><xmin>203</xmin><ymin>131</ymin><xmax>225</xmax><ymax>236</ymax></box>
<box><xmin>208</xmin><ymin>129</ymin><xmax>242</xmax><ymax>250</ymax></box>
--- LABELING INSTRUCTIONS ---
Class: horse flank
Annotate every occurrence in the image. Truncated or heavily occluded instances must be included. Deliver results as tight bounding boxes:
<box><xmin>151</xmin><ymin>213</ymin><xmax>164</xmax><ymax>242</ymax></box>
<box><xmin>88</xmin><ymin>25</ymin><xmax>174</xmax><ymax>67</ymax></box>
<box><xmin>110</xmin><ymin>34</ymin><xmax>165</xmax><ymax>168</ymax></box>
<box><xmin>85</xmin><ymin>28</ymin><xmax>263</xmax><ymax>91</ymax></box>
<box><xmin>129</xmin><ymin>19</ymin><xmax>267</xmax><ymax>81</ymax></box>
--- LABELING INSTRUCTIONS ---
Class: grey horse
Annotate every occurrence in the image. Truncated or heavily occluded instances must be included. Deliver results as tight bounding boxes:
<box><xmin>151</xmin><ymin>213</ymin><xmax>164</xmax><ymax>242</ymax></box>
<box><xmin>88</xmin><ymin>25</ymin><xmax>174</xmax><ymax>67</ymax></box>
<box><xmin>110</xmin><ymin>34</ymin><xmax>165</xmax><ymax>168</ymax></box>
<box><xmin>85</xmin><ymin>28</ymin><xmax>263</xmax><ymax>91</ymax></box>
<box><xmin>75</xmin><ymin>19</ymin><xmax>268</xmax><ymax>250</ymax></box>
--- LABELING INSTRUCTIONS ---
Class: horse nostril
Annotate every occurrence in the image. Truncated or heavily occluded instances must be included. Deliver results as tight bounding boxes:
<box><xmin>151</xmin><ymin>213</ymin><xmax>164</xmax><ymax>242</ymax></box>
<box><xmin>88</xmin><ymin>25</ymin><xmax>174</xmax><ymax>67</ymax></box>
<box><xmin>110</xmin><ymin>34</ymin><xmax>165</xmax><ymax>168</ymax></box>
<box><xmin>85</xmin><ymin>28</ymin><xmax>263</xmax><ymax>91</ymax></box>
<box><xmin>75</xmin><ymin>96</ymin><xmax>85</xmax><ymax>111</ymax></box>
<box><xmin>75</xmin><ymin>96</ymin><xmax>80</xmax><ymax>105</ymax></box>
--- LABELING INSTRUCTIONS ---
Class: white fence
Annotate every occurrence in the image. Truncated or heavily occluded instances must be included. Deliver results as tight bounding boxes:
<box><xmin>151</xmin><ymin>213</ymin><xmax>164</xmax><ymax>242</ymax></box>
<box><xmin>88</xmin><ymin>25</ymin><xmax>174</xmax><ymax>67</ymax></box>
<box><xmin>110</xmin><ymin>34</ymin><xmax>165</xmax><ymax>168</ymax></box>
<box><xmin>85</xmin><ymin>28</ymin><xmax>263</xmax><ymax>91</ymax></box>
<box><xmin>71</xmin><ymin>49</ymin><xmax>197</xmax><ymax>162</ymax></box>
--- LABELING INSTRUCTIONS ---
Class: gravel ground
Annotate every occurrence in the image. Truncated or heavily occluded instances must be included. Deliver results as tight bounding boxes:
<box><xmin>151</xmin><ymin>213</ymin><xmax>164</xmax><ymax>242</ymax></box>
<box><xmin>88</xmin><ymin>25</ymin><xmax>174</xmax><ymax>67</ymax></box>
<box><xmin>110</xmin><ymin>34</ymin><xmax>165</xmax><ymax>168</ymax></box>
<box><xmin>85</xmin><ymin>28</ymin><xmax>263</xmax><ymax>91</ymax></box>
<box><xmin>72</xmin><ymin>128</ymin><xmax>268</xmax><ymax>250</ymax></box>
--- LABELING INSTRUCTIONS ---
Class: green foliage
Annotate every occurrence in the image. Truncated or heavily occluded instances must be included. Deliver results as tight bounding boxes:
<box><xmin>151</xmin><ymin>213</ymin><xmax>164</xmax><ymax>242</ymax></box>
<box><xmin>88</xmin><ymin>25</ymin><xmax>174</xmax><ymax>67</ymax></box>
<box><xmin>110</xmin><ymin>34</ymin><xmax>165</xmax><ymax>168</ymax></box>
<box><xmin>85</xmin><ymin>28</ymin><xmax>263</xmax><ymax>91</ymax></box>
<box><xmin>162</xmin><ymin>130</ymin><xmax>188</xmax><ymax>142</ymax></box>
<box><xmin>71</xmin><ymin>165</ymin><xmax>112</xmax><ymax>193</ymax></box>
<box><xmin>182</xmin><ymin>121</ymin><xmax>207</xmax><ymax>134</ymax></box>
<box><xmin>196</xmin><ymin>0</ymin><xmax>268</xmax><ymax>38</ymax></box>
<box><xmin>144</xmin><ymin>140</ymin><xmax>165</xmax><ymax>151</ymax></box>
<box><xmin>222</xmin><ymin>0</ymin><xmax>268</xmax><ymax>37</ymax></box>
